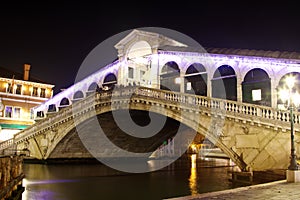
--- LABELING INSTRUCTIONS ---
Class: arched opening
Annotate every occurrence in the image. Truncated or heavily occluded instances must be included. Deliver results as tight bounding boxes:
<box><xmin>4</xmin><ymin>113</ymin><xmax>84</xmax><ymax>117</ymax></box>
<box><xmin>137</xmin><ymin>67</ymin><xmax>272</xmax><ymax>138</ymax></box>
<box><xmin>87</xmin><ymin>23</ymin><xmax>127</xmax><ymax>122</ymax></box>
<box><xmin>103</xmin><ymin>73</ymin><xmax>117</xmax><ymax>90</ymax></box>
<box><xmin>86</xmin><ymin>82</ymin><xmax>100</xmax><ymax>95</ymax></box>
<box><xmin>36</xmin><ymin>111</ymin><xmax>44</xmax><ymax>118</ymax></box>
<box><xmin>184</xmin><ymin>63</ymin><xmax>207</xmax><ymax>96</ymax></box>
<box><xmin>73</xmin><ymin>91</ymin><xmax>84</xmax><ymax>100</ymax></box>
<box><xmin>242</xmin><ymin>68</ymin><xmax>271</xmax><ymax>106</ymax></box>
<box><xmin>59</xmin><ymin>97</ymin><xmax>70</xmax><ymax>110</ymax></box>
<box><xmin>47</xmin><ymin>104</ymin><xmax>57</xmax><ymax>113</ymax></box>
<box><xmin>127</xmin><ymin>41</ymin><xmax>152</xmax><ymax>60</ymax></box>
<box><xmin>88</xmin><ymin>82</ymin><xmax>99</xmax><ymax>91</ymax></box>
<box><xmin>160</xmin><ymin>61</ymin><xmax>180</xmax><ymax>92</ymax></box>
<box><xmin>277</xmin><ymin>72</ymin><xmax>300</xmax><ymax>109</ymax></box>
<box><xmin>212</xmin><ymin>65</ymin><xmax>237</xmax><ymax>101</ymax></box>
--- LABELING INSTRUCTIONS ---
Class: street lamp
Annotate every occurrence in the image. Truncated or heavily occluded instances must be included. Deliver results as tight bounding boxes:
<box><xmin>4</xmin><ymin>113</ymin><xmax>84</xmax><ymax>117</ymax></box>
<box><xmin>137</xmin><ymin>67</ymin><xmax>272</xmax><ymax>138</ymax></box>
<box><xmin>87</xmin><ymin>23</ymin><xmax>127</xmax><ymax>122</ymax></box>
<box><xmin>279</xmin><ymin>76</ymin><xmax>300</xmax><ymax>172</ymax></box>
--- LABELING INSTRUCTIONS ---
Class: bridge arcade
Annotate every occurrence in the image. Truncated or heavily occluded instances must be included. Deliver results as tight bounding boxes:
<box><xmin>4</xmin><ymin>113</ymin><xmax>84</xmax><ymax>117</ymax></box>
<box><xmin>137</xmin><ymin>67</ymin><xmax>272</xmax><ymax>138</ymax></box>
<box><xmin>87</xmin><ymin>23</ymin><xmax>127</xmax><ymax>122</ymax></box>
<box><xmin>33</xmin><ymin>29</ymin><xmax>300</xmax><ymax>118</ymax></box>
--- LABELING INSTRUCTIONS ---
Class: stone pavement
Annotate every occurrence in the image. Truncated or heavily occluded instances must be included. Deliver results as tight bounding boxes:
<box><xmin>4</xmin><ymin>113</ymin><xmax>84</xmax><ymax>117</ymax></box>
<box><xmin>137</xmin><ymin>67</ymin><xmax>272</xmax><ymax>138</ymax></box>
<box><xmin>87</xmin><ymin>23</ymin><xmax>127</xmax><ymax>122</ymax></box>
<box><xmin>165</xmin><ymin>180</ymin><xmax>300</xmax><ymax>200</ymax></box>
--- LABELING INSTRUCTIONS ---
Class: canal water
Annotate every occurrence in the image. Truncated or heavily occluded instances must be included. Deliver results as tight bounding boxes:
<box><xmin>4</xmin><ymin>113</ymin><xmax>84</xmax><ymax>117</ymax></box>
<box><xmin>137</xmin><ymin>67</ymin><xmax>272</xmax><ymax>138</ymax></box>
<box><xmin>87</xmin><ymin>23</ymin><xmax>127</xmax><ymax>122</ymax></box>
<box><xmin>21</xmin><ymin>156</ymin><xmax>257</xmax><ymax>200</ymax></box>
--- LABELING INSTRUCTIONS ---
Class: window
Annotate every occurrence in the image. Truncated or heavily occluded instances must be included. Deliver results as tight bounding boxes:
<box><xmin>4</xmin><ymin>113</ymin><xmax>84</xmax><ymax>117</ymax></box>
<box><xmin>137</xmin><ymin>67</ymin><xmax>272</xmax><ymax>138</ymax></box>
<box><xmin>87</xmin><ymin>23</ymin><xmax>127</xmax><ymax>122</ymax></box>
<box><xmin>32</xmin><ymin>87</ymin><xmax>38</xmax><ymax>96</ymax></box>
<box><xmin>14</xmin><ymin>107</ymin><xmax>21</xmax><ymax>118</ymax></box>
<box><xmin>5</xmin><ymin>106</ymin><xmax>12</xmax><ymax>118</ymax></box>
<box><xmin>40</xmin><ymin>88</ymin><xmax>46</xmax><ymax>98</ymax></box>
<box><xmin>16</xmin><ymin>84</ymin><xmax>22</xmax><ymax>95</ymax></box>
<box><xmin>140</xmin><ymin>70</ymin><xmax>145</xmax><ymax>81</ymax></box>
<box><xmin>7</xmin><ymin>83</ymin><xmax>13</xmax><ymax>93</ymax></box>
<box><xmin>37</xmin><ymin>111</ymin><xmax>44</xmax><ymax>118</ymax></box>
<box><xmin>48</xmin><ymin>104</ymin><xmax>56</xmax><ymax>112</ymax></box>
<box><xmin>128</xmin><ymin>67</ymin><xmax>134</xmax><ymax>79</ymax></box>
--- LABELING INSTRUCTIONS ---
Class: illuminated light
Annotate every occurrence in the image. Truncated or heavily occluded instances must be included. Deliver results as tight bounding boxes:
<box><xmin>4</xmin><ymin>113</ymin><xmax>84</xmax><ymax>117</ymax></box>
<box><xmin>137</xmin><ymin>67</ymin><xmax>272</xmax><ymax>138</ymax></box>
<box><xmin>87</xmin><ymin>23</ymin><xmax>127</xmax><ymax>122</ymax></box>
<box><xmin>292</xmin><ymin>92</ymin><xmax>300</xmax><ymax>107</ymax></box>
<box><xmin>4</xmin><ymin>83</ymin><xmax>8</xmax><ymax>88</ymax></box>
<box><xmin>252</xmin><ymin>89</ymin><xmax>261</xmax><ymax>101</ymax></box>
<box><xmin>190</xmin><ymin>144</ymin><xmax>197</xmax><ymax>154</ymax></box>
<box><xmin>186</xmin><ymin>82</ymin><xmax>191</xmax><ymax>91</ymax></box>
<box><xmin>174</xmin><ymin>77</ymin><xmax>181</xmax><ymax>84</ymax></box>
<box><xmin>279</xmin><ymin>89</ymin><xmax>289</xmax><ymax>103</ymax></box>
<box><xmin>189</xmin><ymin>154</ymin><xmax>198</xmax><ymax>195</ymax></box>
<box><xmin>285</xmin><ymin>76</ymin><xmax>296</xmax><ymax>90</ymax></box>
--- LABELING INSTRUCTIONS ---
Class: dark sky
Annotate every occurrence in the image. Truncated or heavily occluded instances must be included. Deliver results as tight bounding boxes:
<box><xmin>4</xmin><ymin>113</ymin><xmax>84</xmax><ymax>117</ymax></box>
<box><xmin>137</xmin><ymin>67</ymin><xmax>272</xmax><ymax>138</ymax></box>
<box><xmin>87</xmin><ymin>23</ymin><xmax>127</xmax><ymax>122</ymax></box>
<box><xmin>1</xmin><ymin>1</ymin><xmax>300</xmax><ymax>94</ymax></box>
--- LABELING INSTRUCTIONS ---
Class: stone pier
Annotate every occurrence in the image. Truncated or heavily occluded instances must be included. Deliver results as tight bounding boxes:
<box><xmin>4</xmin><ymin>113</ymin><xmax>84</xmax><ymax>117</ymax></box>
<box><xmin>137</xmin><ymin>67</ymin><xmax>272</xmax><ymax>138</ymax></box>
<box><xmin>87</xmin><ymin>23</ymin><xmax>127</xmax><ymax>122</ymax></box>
<box><xmin>0</xmin><ymin>156</ymin><xmax>25</xmax><ymax>200</ymax></box>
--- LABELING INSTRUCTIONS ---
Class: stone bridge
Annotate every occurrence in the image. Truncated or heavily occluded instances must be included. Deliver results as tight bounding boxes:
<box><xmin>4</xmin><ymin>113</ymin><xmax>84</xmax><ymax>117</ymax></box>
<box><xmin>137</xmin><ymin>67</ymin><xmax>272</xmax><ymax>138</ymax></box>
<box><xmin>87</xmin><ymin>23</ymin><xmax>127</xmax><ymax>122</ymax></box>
<box><xmin>1</xmin><ymin>86</ymin><xmax>299</xmax><ymax>172</ymax></box>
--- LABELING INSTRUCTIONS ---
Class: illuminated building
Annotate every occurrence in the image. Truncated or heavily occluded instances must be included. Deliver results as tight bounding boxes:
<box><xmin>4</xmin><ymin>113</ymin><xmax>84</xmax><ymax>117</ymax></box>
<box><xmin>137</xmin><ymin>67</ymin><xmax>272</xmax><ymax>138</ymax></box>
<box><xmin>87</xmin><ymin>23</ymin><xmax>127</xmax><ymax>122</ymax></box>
<box><xmin>0</xmin><ymin>64</ymin><xmax>54</xmax><ymax>141</ymax></box>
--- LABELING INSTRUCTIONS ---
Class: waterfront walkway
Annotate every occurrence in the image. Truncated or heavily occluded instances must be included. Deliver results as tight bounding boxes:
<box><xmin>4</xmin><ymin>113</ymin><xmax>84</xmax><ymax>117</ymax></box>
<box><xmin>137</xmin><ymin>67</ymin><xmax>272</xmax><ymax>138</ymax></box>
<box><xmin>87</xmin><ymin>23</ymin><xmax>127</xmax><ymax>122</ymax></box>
<box><xmin>166</xmin><ymin>180</ymin><xmax>300</xmax><ymax>200</ymax></box>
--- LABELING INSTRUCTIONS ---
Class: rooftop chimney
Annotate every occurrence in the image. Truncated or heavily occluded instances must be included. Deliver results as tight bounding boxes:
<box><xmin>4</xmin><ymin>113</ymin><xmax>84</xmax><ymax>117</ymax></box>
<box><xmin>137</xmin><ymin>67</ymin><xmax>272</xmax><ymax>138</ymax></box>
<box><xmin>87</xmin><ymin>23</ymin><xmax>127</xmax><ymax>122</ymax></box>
<box><xmin>23</xmin><ymin>63</ymin><xmax>31</xmax><ymax>81</ymax></box>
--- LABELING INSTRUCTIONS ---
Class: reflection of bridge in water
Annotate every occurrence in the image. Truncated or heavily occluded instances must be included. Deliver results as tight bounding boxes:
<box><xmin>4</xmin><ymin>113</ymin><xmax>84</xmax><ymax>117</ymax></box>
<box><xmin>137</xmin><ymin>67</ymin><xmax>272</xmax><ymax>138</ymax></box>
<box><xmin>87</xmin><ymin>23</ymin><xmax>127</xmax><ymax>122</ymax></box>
<box><xmin>1</xmin><ymin>29</ymin><xmax>300</xmax><ymax>172</ymax></box>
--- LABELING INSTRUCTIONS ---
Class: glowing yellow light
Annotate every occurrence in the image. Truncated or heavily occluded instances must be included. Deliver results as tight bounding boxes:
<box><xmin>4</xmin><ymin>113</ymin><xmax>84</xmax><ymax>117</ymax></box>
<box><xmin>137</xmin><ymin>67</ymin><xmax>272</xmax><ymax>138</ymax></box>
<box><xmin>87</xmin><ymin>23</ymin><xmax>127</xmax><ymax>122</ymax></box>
<box><xmin>189</xmin><ymin>154</ymin><xmax>198</xmax><ymax>195</ymax></box>
<box><xmin>279</xmin><ymin>88</ymin><xmax>289</xmax><ymax>103</ymax></box>
<box><xmin>292</xmin><ymin>92</ymin><xmax>300</xmax><ymax>107</ymax></box>
<box><xmin>285</xmin><ymin>76</ymin><xmax>296</xmax><ymax>90</ymax></box>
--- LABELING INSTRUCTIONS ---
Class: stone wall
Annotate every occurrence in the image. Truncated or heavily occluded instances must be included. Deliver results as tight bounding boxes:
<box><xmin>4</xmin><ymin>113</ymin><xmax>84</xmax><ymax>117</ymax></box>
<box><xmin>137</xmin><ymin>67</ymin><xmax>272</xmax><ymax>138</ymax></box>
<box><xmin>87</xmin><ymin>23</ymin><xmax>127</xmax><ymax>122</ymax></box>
<box><xmin>0</xmin><ymin>156</ymin><xmax>24</xmax><ymax>200</ymax></box>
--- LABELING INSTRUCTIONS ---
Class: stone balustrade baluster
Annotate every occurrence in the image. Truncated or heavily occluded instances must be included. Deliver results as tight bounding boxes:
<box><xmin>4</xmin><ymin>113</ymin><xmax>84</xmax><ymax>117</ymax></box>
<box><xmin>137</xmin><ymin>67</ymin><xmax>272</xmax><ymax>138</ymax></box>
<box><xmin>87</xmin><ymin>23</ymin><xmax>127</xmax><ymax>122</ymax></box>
<box><xmin>227</xmin><ymin>102</ymin><xmax>232</xmax><ymax>111</ymax></box>
<box><xmin>286</xmin><ymin>112</ymin><xmax>290</xmax><ymax>122</ymax></box>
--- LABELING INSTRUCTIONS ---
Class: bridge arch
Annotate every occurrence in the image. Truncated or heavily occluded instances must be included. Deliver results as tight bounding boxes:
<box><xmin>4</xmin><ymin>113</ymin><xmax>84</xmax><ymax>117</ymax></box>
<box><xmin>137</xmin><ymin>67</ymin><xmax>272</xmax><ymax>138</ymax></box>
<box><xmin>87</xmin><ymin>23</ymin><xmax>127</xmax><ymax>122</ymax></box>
<box><xmin>184</xmin><ymin>63</ymin><xmax>207</xmax><ymax>96</ymax></box>
<box><xmin>42</xmin><ymin>92</ymin><xmax>246</xmax><ymax>171</ymax></box>
<box><xmin>160</xmin><ymin>61</ymin><xmax>180</xmax><ymax>92</ymax></box>
<box><xmin>242</xmin><ymin>68</ymin><xmax>271</xmax><ymax>106</ymax></box>
<box><xmin>212</xmin><ymin>65</ymin><xmax>237</xmax><ymax>101</ymax></box>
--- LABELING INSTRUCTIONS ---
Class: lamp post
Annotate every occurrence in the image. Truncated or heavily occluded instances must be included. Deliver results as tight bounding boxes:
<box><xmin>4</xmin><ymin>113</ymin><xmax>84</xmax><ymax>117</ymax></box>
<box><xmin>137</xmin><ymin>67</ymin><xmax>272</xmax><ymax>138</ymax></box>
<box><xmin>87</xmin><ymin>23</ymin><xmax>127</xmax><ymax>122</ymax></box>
<box><xmin>279</xmin><ymin>76</ymin><xmax>300</xmax><ymax>182</ymax></box>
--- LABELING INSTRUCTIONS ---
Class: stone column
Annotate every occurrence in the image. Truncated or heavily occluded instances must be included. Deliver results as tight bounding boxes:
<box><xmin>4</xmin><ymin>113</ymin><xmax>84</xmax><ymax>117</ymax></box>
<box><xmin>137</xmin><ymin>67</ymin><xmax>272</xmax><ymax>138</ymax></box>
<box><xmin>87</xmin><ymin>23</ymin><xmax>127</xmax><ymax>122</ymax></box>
<box><xmin>180</xmin><ymin>71</ymin><xmax>185</xmax><ymax>93</ymax></box>
<box><xmin>237</xmin><ymin>77</ymin><xmax>243</xmax><ymax>102</ymax></box>
<box><xmin>207</xmin><ymin>73</ymin><xmax>212</xmax><ymax>98</ymax></box>
<box><xmin>271</xmin><ymin>78</ymin><xmax>277</xmax><ymax>108</ymax></box>
<box><xmin>117</xmin><ymin>58</ymin><xmax>127</xmax><ymax>87</ymax></box>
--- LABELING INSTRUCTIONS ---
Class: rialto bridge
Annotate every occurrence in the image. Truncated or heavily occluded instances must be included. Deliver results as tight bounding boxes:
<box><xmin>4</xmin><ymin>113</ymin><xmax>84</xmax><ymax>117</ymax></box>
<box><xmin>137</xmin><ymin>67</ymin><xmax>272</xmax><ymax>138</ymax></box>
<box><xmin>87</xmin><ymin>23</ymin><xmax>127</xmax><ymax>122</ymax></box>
<box><xmin>1</xmin><ymin>29</ymin><xmax>300</xmax><ymax>172</ymax></box>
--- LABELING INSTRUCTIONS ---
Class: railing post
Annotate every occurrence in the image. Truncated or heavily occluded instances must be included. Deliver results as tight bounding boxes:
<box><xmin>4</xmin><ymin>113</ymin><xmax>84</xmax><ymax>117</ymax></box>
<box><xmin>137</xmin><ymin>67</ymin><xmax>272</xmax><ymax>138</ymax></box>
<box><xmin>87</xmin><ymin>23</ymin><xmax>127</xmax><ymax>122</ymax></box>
<box><xmin>256</xmin><ymin>107</ymin><xmax>262</xmax><ymax>117</ymax></box>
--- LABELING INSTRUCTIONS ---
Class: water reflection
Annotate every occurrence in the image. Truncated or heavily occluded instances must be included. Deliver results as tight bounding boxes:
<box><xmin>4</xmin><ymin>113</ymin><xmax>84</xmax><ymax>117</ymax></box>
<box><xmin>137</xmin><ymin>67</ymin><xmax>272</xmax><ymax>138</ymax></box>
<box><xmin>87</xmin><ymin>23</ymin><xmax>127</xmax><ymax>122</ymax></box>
<box><xmin>21</xmin><ymin>157</ymin><xmax>238</xmax><ymax>200</ymax></box>
<box><xmin>189</xmin><ymin>154</ymin><xmax>198</xmax><ymax>195</ymax></box>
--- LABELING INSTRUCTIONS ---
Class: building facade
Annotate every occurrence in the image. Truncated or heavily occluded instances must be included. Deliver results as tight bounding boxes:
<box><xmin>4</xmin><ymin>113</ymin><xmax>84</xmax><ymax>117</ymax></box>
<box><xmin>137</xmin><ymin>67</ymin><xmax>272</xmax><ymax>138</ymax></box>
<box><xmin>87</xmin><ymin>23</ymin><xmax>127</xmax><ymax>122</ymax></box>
<box><xmin>0</xmin><ymin>64</ymin><xmax>54</xmax><ymax>141</ymax></box>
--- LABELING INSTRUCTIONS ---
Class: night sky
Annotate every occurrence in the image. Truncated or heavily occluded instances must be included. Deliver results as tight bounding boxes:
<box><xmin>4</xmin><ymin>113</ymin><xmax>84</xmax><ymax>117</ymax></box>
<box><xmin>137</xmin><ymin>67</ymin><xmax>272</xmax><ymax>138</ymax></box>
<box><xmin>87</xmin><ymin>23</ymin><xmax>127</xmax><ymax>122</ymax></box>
<box><xmin>1</xmin><ymin>1</ymin><xmax>300</xmax><ymax>94</ymax></box>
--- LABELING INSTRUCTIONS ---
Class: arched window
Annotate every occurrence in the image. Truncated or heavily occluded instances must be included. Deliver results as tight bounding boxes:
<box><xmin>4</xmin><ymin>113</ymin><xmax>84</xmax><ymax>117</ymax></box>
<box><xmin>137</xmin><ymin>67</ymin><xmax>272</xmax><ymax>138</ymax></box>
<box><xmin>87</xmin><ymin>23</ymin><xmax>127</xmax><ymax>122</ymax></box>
<box><xmin>60</xmin><ymin>97</ymin><xmax>70</xmax><ymax>106</ymax></box>
<box><xmin>242</xmin><ymin>68</ymin><xmax>271</xmax><ymax>106</ymax></box>
<box><xmin>184</xmin><ymin>63</ymin><xmax>207</xmax><ymax>96</ymax></box>
<box><xmin>88</xmin><ymin>82</ymin><xmax>99</xmax><ymax>91</ymax></box>
<box><xmin>103</xmin><ymin>73</ymin><xmax>117</xmax><ymax>90</ymax></box>
<box><xmin>47</xmin><ymin>104</ymin><xmax>57</xmax><ymax>112</ymax></box>
<box><xmin>160</xmin><ymin>61</ymin><xmax>180</xmax><ymax>92</ymax></box>
<box><xmin>212</xmin><ymin>65</ymin><xmax>237</xmax><ymax>101</ymax></box>
<box><xmin>73</xmin><ymin>91</ymin><xmax>84</xmax><ymax>100</ymax></box>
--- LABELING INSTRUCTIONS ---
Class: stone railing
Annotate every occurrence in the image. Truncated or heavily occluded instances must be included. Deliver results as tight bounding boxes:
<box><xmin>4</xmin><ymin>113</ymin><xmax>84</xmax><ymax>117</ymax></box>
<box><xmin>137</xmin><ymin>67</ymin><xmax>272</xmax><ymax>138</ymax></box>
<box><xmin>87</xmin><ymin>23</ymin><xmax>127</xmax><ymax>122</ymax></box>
<box><xmin>134</xmin><ymin>87</ymin><xmax>299</xmax><ymax>126</ymax></box>
<box><xmin>0</xmin><ymin>86</ymin><xmax>297</xmax><ymax>152</ymax></box>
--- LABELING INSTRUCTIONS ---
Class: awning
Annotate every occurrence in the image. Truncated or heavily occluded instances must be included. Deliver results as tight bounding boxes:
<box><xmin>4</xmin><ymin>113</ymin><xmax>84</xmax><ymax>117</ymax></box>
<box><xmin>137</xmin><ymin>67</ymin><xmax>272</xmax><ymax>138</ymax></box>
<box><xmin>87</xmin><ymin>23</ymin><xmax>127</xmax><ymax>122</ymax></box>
<box><xmin>0</xmin><ymin>124</ymin><xmax>29</xmax><ymax>130</ymax></box>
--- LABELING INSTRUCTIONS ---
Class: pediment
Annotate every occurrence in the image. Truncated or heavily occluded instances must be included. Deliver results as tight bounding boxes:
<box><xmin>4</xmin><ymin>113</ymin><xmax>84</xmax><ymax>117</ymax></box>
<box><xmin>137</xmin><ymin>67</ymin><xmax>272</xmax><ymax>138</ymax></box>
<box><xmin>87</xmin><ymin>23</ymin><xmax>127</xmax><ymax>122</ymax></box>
<box><xmin>114</xmin><ymin>29</ymin><xmax>187</xmax><ymax>59</ymax></box>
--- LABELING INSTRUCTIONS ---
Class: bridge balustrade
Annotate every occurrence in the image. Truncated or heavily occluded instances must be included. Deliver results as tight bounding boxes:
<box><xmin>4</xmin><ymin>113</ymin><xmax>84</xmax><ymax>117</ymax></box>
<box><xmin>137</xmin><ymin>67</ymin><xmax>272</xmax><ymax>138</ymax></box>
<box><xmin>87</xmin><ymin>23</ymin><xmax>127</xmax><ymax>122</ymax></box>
<box><xmin>0</xmin><ymin>86</ymin><xmax>299</xmax><ymax>152</ymax></box>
